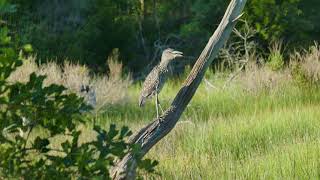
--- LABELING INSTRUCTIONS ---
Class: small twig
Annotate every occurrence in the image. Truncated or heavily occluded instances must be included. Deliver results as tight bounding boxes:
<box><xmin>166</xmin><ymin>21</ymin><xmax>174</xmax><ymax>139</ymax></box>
<box><xmin>204</xmin><ymin>78</ymin><xmax>220</xmax><ymax>90</ymax></box>
<box><xmin>232</xmin><ymin>12</ymin><xmax>244</xmax><ymax>22</ymax></box>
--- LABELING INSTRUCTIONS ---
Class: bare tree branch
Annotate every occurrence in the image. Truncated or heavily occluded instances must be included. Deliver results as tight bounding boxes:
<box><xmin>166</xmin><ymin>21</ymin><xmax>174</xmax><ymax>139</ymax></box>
<box><xmin>111</xmin><ymin>0</ymin><xmax>247</xmax><ymax>179</ymax></box>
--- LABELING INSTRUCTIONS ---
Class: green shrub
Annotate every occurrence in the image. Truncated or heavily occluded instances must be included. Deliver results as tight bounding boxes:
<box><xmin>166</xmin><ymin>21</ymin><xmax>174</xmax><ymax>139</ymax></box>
<box><xmin>267</xmin><ymin>51</ymin><xmax>284</xmax><ymax>71</ymax></box>
<box><xmin>267</xmin><ymin>42</ymin><xmax>284</xmax><ymax>71</ymax></box>
<box><xmin>290</xmin><ymin>62</ymin><xmax>309</xmax><ymax>87</ymax></box>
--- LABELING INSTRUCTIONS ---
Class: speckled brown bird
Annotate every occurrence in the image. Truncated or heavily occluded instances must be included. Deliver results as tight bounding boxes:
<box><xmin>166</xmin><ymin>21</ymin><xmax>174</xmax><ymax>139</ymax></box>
<box><xmin>139</xmin><ymin>48</ymin><xmax>183</xmax><ymax>117</ymax></box>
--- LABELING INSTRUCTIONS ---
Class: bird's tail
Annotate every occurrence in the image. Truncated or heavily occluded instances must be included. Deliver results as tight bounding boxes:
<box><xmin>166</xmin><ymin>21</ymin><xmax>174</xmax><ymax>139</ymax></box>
<box><xmin>138</xmin><ymin>96</ymin><xmax>146</xmax><ymax>107</ymax></box>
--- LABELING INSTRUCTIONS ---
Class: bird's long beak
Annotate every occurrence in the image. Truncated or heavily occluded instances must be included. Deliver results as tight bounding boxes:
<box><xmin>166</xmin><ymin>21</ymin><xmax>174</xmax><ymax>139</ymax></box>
<box><xmin>173</xmin><ymin>50</ymin><xmax>183</xmax><ymax>58</ymax></box>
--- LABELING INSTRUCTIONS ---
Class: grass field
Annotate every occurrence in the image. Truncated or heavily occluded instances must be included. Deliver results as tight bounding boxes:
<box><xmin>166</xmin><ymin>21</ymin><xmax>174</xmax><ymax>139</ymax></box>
<box><xmin>91</xmin><ymin>77</ymin><xmax>320</xmax><ymax>179</ymax></box>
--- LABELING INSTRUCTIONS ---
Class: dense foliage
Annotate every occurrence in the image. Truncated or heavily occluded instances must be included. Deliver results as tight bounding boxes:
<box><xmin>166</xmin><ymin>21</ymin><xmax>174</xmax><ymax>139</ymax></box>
<box><xmin>0</xmin><ymin>1</ymin><xmax>157</xmax><ymax>178</ymax></box>
<box><xmin>5</xmin><ymin>0</ymin><xmax>320</xmax><ymax>73</ymax></box>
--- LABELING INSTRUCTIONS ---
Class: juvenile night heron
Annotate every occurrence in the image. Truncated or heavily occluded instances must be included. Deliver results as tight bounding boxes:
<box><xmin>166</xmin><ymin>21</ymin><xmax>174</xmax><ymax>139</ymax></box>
<box><xmin>139</xmin><ymin>48</ymin><xmax>183</xmax><ymax>118</ymax></box>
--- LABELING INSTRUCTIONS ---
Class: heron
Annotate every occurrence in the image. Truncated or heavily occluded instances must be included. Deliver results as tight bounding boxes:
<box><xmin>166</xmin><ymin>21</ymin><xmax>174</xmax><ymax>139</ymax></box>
<box><xmin>139</xmin><ymin>48</ymin><xmax>183</xmax><ymax>118</ymax></box>
<box><xmin>80</xmin><ymin>84</ymin><xmax>97</xmax><ymax>109</ymax></box>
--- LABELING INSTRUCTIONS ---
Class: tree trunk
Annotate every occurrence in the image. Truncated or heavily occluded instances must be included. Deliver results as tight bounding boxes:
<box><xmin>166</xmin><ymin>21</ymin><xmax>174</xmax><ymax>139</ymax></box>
<box><xmin>111</xmin><ymin>0</ymin><xmax>247</xmax><ymax>179</ymax></box>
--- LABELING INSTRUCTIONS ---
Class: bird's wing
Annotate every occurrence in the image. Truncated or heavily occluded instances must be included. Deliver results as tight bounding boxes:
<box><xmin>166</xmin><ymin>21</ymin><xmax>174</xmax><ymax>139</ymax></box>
<box><xmin>139</xmin><ymin>67</ymin><xmax>160</xmax><ymax>106</ymax></box>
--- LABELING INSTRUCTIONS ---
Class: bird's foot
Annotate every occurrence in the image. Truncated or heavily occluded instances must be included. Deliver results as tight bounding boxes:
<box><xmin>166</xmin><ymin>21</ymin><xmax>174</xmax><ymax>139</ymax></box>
<box><xmin>156</xmin><ymin>116</ymin><xmax>162</xmax><ymax>128</ymax></box>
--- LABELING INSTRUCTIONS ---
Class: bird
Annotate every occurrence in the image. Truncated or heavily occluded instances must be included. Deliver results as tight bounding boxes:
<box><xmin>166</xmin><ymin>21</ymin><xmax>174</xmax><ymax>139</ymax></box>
<box><xmin>80</xmin><ymin>84</ymin><xmax>97</xmax><ymax>109</ymax></box>
<box><xmin>139</xmin><ymin>48</ymin><xmax>183</xmax><ymax>118</ymax></box>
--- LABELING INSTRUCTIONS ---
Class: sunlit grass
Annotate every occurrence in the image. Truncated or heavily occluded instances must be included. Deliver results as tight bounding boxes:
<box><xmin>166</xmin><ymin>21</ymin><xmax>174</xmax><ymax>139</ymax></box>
<box><xmin>147</xmin><ymin>104</ymin><xmax>320</xmax><ymax>179</ymax></box>
<box><xmin>87</xmin><ymin>78</ymin><xmax>320</xmax><ymax>179</ymax></box>
<box><xmin>96</xmin><ymin>78</ymin><xmax>320</xmax><ymax>125</ymax></box>
<box><xmin>29</xmin><ymin>70</ymin><xmax>320</xmax><ymax>179</ymax></box>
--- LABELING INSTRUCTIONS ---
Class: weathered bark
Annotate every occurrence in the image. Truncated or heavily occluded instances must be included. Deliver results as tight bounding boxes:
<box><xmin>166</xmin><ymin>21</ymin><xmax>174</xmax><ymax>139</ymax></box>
<box><xmin>111</xmin><ymin>0</ymin><xmax>247</xmax><ymax>179</ymax></box>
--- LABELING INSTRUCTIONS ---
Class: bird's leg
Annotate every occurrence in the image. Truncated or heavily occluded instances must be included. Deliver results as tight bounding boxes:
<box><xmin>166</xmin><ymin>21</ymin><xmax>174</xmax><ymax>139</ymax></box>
<box><xmin>155</xmin><ymin>92</ymin><xmax>159</xmax><ymax>118</ymax></box>
<box><xmin>155</xmin><ymin>92</ymin><xmax>164</xmax><ymax>126</ymax></box>
<box><xmin>157</xmin><ymin>96</ymin><xmax>164</xmax><ymax>113</ymax></box>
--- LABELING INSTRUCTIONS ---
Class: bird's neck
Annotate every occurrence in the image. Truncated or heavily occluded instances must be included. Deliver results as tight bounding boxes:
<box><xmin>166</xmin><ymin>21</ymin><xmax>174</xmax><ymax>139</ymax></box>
<box><xmin>158</xmin><ymin>60</ymin><xmax>171</xmax><ymax>71</ymax></box>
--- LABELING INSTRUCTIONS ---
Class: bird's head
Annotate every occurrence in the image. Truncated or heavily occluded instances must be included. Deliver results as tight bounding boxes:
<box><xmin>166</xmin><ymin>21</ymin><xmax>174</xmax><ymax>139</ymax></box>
<box><xmin>80</xmin><ymin>84</ymin><xmax>90</xmax><ymax>93</ymax></box>
<box><xmin>161</xmin><ymin>48</ymin><xmax>183</xmax><ymax>62</ymax></box>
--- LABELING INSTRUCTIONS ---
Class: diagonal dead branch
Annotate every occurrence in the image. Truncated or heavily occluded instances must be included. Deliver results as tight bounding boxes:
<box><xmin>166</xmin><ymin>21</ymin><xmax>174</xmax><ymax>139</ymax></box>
<box><xmin>111</xmin><ymin>0</ymin><xmax>247</xmax><ymax>179</ymax></box>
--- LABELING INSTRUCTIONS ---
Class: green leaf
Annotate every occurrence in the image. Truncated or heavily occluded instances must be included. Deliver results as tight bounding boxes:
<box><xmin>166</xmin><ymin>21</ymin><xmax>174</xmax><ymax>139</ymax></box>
<box><xmin>23</xmin><ymin>44</ymin><xmax>33</xmax><ymax>53</ymax></box>
<box><xmin>107</xmin><ymin>124</ymin><xmax>118</xmax><ymax>140</ymax></box>
<box><xmin>120</xmin><ymin>126</ymin><xmax>132</xmax><ymax>139</ymax></box>
<box><xmin>33</xmin><ymin>137</ymin><xmax>50</xmax><ymax>153</ymax></box>
<box><xmin>61</xmin><ymin>141</ymin><xmax>71</xmax><ymax>153</ymax></box>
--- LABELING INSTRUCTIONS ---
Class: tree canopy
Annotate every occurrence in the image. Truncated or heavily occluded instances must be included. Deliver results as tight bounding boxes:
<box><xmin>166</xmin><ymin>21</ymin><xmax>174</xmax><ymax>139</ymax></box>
<box><xmin>6</xmin><ymin>0</ymin><xmax>320</xmax><ymax>73</ymax></box>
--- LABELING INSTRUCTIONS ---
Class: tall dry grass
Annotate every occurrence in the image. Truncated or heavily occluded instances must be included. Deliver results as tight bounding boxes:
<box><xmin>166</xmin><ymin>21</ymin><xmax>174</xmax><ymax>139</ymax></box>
<box><xmin>8</xmin><ymin>53</ymin><xmax>132</xmax><ymax>111</ymax></box>
<box><xmin>38</xmin><ymin>62</ymin><xmax>64</xmax><ymax>85</ymax></box>
<box><xmin>92</xmin><ymin>48</ymin><xmax>132</xmax><ymax>111</ymax></box>
<box><xmin>8</xmin><ymin>56</ymin><xmax>39</xmax><ymax>83</ymax></box>
<box><xmin>228</xmin><ymin>42</ymin><xmax>320</xmax><ymax>93</ymax></box>
<box><xmin>217</xmin><ymin>20</ymin><xmax>289</xmax><ymax>93</ymax></box>
<box><xmin>290</xmin><ymin>43</ymin><xmax>320</xmax><ymax>84</ymax></box>
<box><xmin>62</xmin><ymin>61</ymin><xmax>91</xmax><ymax>92</ymax></box>
<box><xmin>8</xmin><ymin>42</ymin><xmax>319</xmax><ymax>113</ymax></box>
<box><xmin>238</xmin><ymin>61</ymin><xmax>291</xmax><ymax>93</ymax></box>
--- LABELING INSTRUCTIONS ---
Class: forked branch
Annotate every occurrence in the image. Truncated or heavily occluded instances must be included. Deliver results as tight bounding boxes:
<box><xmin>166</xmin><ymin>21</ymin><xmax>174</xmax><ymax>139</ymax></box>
<box><xmin>111</xmin><ymin>0</ymin><xmax>247</xmax><ymax>179</ymax></box>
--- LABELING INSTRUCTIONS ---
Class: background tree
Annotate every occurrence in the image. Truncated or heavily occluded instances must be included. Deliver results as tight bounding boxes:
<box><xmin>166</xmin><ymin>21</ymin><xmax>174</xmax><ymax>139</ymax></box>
<box><xmin>5</xmin><ymin>0</ymin><xmax>320</xmax><ymax>74</ymax></box>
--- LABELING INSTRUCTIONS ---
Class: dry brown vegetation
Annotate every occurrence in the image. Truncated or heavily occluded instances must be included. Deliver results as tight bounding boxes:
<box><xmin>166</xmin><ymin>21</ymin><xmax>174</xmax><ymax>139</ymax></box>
<box><xmin>290</xmin><ymin>44</ymin><xmax>320</xmax><ymax>84</ymax></box>
<box><xmin>8</xmin><ymin>44</ymin><xmax>320</xmax><ymax>112</ymax></box>
<box><xmin>238</xmin><ymin>63</ymin><xmax>291</xmax><ymax>93</ymax></box>
<box><xmin>229</xmin><ymin>43</ymin><xmax>320</xmax><ymax>93</ymax></box>
<box><xmin>9</xmin><ymin>53</ymin><xmax>132</xmax><ymax>112</ymax></box>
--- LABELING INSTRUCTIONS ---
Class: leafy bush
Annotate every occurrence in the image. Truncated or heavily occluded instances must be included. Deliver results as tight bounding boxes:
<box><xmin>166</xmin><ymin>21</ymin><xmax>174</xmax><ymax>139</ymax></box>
<box><xmin>245</xmin><ymin>0</ymin><xmax>320</xmax><ymax>47</ymax></box>
<box><xmin>0</xmin><ymin>1</ymin><xmax>157</xmax><ymax>178</ymax></box>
